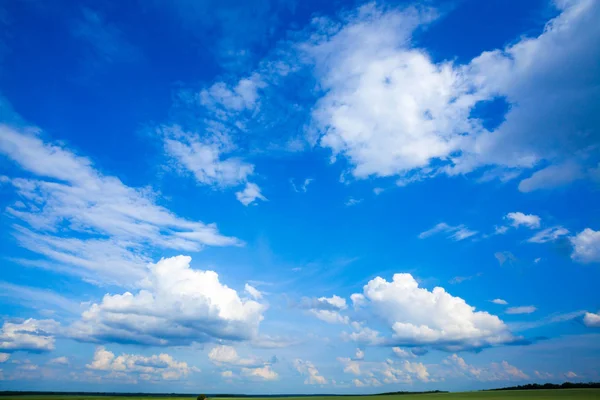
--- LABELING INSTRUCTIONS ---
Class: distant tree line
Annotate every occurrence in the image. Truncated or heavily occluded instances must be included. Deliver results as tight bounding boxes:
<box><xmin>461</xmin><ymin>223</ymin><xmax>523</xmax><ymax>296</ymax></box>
<box><xmin>487</xmin><ymin>382</ymin><xmax>600</xmax><ymax>391</ymax></box>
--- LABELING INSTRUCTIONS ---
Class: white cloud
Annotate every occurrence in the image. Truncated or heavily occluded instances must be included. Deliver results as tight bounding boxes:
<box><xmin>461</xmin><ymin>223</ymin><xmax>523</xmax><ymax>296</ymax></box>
<box><xmin>355</xmin><ymin>348</ymin><xmax>364</xmax><ymax>360</ymax></box>
<box><xmin>583</xmin><ymin>312</ymin><xmax>600</xmax><ymax>327</ymax></box>
<box><xmin>495</xmin><ymin>251</ymin><xmax>517</xmax><ymax>266</ymax></box>
<box><xmin>565</xmin><ymin>371</ymin><xmax>578</xmax><ymax>379</ymax></box>
<box><xmin>491</xmin><ymin>299</ymin><xmax>508</xmax><ymax>305</ymax></box>
<box><xmin>70</xmin><ymin>256</ymin><xmax>266</xmax><ymax>346</ymax></box>
<box><xmin>346</xmin><ymin>273</ymin><xmax>514</xmax><ymax>350</ymax></box>
<box><xmin>291</xmin><ymin>178</ymin><xmax>313</xmax><ymax>193</ymax></box>
<box><xmin>303</xmin><ymin>0</ymin><xmax>600</xmax><ymax>189</ymax></box>
<box><xmin>518</xmin><ymin>162</ymin><xmax>584</xmax><ymax>192</ymax></box>
<box><xmin>162</xmin><ymin>125</ymin><xmax>254</xmax><ymax>188</ymax></box>
<box><xmin>339</xmin><ymin>356</ymin><xmax>429</xmax><ymax>384</ymax></box>
<box><xmin>208</xmin><ymin>345</ymin><xmax>264</xmax><ymax>367</ymax></box>
<box><xmin>418</xmin><ymin>222</ymin><xmax>477</xmax><ymax>241</ymax></box>
<box><xmin>570</xmin><ymin>228</ymin><xmax>600</xmax><ymax>263</ymax></box>
<box><xmin>345</xmin><ymin>197</ymin><xmax>362</xmax><ymax>206</ymax></box>
<box><xmin>534</xmin><ymin>371</ymin><xmax>553</xmax><ymax>379</ymax></box>
<box><xmin>505</xmin><ymin>212</ymin><xmax>541</xmax><ymax>229</ymax></box>
<box><xmin>352</xmin><ymin>378</ymin><xmax>365</xmax><ymax>387</ymax></box>
<box><xmin>222</xmin><ymin>370</ymin><xmax>234</xmax><ymax>378</ymax></box>
<box><xmin>506</xmin><ymin>306</ymin><xmax>537</xmax><ymax>315</ymax></box>
<box><xmin>0</xmin><ymin>353</ymin><xmax>9</xmax><ymax>363</ymax></box>
<box><xmin>527</xmin><ymin>227</ymin><xmax>570</xmax><ymax>243</ymax></box>
<box><xmin>241</xmin><ymin>365</ymin><xmax>278</xmax><ymax>381</ymax></box>
<box><xmin>0</xmin><ymin>125</ymin><xmax>240</xmax><ymax>286</ymax></box>
<box><xmin>293</xmin><ymin>359</ymin><xmax>327</xmax><ymax>385</ymax></box>
<box><xmin>392</xmin><ymin>347</ymin><xmax>415</xmax><ymax>358</ymax></box>
<box><xmin>443</xmin><ymin>354</ymin><xmax>528</xmax><ymax>381</ymax></box>
<box><xmin>305</xmin><ymin>295</ymin><xmax>349</xmax><ymax>324</ymax></box>
<box><xmin>200</xmin><ymin>73</ymin><xmax>265</xmax><ymax>113</ymax></box>
<box><xmin>245</xmin><ymin>284</ymin><xmax>263</xmax><ymax>300</ymax></box>
<box><xmin>87</xmin><ymin>346</ymin><xmax>196</xmax><ymax>381</ymax></box>
<box><xmin>236</xmin><ymin>182</ymin><xmax>267</xmax><ymax>206</ymax></box>
<box><xmin>0</xmin><ymin>319</ymin><xmax>59</xmax><ymax>352</ymax></box>
<box><xmin>48</xmin><ymin>356</ymin><xmax>69</xmax><ymax>365</ymax></box>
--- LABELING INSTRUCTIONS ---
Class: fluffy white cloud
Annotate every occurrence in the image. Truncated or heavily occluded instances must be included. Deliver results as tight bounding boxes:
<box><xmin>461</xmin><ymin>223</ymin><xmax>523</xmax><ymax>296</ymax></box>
<box><xmin>48</xmin><ymin>356</ymin><xmax>69</xmax><ymax>365</ymax></box>
<box><xmin>583</xmin><ymin>312</ymin><xmax>600</xmax><ymax>327</ymax></box>
<box><xmin>443</xmin><ymin>354</ymin><xmax>528</xmax><ymax>381</ymax></box>
<box><xmin>392</xmin><ymin>347</ymin><xmax>416</xmax><ymax>358</ymax></box>
<box><xmin>565</xmin><ymin>371</ymin><xmax>578</xmax><ymax>379</ymax></box>
<box><xmin>162</xmin><ymin>125</ymin><xmax>254</xmax><ymax>188</ymax></box>
<box><xmin>491</xmin><ymin>299</ymin><xmax>508</xmax><ymax>305</ymax></box>
<box><xmin>527</xmin><ymin>227</ymin><xmax>570</xmax><ymax>243</ymax></box>
<box><xmin>0</xmin><ymin>353</ymin><xmax>9</xmax><ymax>363</ymax></box>
<box><xmin>200</xmin><ymin>73</ymin><xmax>265</xmax><ymax>113</ymax></box>
<box><xmin>70</xmin><ymin>256</ymin><xmax>266</xmax><ymax>346</ymax></box>
<box><xmin>304</xmin><ymin>295</ymin><xmax>349</xmax><ymax>324</ymax></box>
<box><xmin>339</xmin><ymin>356</ymin><xmax>429</xmax><ymax>384</ymax></box>
<box><xmin>293</xmin><ymin>359</ymin><xmax>327</xmax><ymax>385</ymax></box>
<box><xmin>304</xmin><ymin>0</ymin><xmax>600</xmax><ymax>189</ymax></box>
<box><xmin>236</xmin><ymin>182</ymin><xmax>267</xmax><ymax>206</ymax></box>
<box><xmin>0</xmin><ymin>319</ymin><xmax>59</xmax><ymax>352</ymax></box>
<box><xmin>506</xmin><ymin>306</ymin><xmax>537</xmax><ymax>315</ymax></box>
<box><xmin>418</xmin><ymin>223</ymin><xmax>477</xmax><ymax>241</ymax></box>
<box><xmin>505</xmin><ymin>212</ymin><xmax>541</xmax><ymax>229</ymax></box>
<box><xmin>241</xmin><ymin>365</ymin><xmax>278</xmax><ymax>381</ymax></box>
<box><xmin>347</xmin><ymin>273</ymin><xmax>514</xmax><ymax>350</ymax></box>
<box><xmin>0</xmin><ymin>125</ymin><xmax>240</xmax><ymax>286</ymax></box>
<box><xmin>87</xmin><ymin>346</ymin><xmax>197</xmax><ymax>381</ymax></box>
<box><xmin>570</xmin><ymin>228</ymin><xmax>600</xmax><ymax>263</ymax></box>
<box><xmin>208</xmin><ymin>345</ymin><xmax>264</xmax><ymax>367</ymax></box>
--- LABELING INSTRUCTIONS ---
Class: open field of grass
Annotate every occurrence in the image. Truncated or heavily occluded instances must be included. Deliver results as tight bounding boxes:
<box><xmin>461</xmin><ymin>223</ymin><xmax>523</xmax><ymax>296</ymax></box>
<box><xmin>1</xmin><ymin>390</ymin><xmax>600</xmax><ymax>400</ymax></box>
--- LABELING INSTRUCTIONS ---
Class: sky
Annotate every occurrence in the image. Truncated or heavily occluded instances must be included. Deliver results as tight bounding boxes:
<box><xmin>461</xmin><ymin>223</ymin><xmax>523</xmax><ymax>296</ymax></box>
<box><xmin>0</xmin><ymin>0</ymin><xmax>599</xmax><ymax>394</ymax></box>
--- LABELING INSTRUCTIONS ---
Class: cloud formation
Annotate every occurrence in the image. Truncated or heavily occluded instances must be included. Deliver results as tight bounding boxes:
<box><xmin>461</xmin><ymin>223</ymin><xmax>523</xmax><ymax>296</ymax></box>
<box><xmin>70</xmin><ymin>256</ymin><xmax>266</xmax><ymax>346</ymax></box>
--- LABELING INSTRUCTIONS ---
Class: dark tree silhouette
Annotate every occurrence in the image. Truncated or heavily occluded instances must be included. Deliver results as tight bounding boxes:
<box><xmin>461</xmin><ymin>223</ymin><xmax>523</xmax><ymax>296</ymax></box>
<box><xmin>197</xmin><ymin>394</ymin><xmax>207</xmax><ymax>400</ymax></box>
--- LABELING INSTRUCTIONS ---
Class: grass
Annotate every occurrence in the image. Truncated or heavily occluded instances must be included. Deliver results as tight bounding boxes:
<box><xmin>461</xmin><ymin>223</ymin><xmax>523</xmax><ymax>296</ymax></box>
<box><xmin>1</xmin><ymin>390</ymin><xmax>600</xmax><ymax>400</ymax></box>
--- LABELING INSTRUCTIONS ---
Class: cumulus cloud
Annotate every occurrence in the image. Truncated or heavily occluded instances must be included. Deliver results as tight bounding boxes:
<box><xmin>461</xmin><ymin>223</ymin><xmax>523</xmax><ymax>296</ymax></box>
<box><xmin>0</xmin><ymin>319</ymin><xmax>59</xmax><ymax>352</ymax></box>
<box><xmin>443</xmin><ymin>354</ymin><xmax>528</xmax><ymax>381</ymax></box>
<box><xmin>241</xmin><ymin>365</ymin><xmax>278</xmax><ymax>380</ymax></box>
<box><xmin>355</xmin><ymin>348</ymin><xmax>364</xmax><ymax>360</ymax></box>
<box><xmin>303</xmin><ymin>295</ymin><xmax>349</xmax><ymax>324</ymax></box>
<box><xmin>505</xmin><ymin>212</ymin><xmax>541</xmax><ymax>229</ymax></box>
<box><xmin>0</xmin><ymin>125</ymin><xmax>240</xmax><ymax>286</ymax></box>
<box><xmin>338</xmin><ymin>356</ymin><xmax>429</xmax><ymax>385</ymax></box>
<box><xmin>392</xmin><ymin>347</ymin><xmax>416</xmax><ymax>359</ymax></box>
<box><xmin>0</xmin><ymin>353</ymin><xmax>9</xmax><ymax>363</ymax></box>
<box><xmin>583</xmin><ymin>312</ymin><xmax>600</xmax><ymax>327</ymax></box>
<box><xmin>506</xmin><ymin>306</ymin><xmax>537</xmax><ymax>315</ymax></box>
<box><xmin>70</xmin><ymin>256</ymin><xmax>266</xmax><ymax>346</ymax></box>
<box><xmin>527</xmin><ymin>227</ymin><xmax>570</xmax><ymax>243</ymax></box>
<box><xmin>293</xmin><ymin>359</ymin><xmax>327</xmax><ymax>385</ymax></box>
<box><xmin>236</xmin><ymin>182</ymin><xmax>267</xmax><ymax>206</ymax></box>
<box><xmin>570</xmin><ymin>228</ymin><xmax>600</xmax><ymax>263</ymax></box>
<box><xmin>48</xmin><ymin>356</ymin><xmax>69</xmax><ymax>365</ymax></box>
<box><xmin>208</xmin><ymin>345</ymin><xmax>264</xmax><ymax>367</ymax></box>
<box><xmin>418</xmin><ymin>223</ymin><xmax>477</xmax><ymax>241</ymax></box>
<box><xmin>345</xmin><ymin>274</ymin><xmax>514</xmax><ymax>350</ymax></box>
<box><xmin>565</xmin><ymin>371</ymin><xmax>578</xmax><ymax>379</ymax></box>
<box><xmin>87</xmin><ymin>346</ymin><xmax>197</xmax><ymax>381</ymax></box>
<box><xmin>303</xmin><ymin>0</ymin><xmax>600</xmax><ymax>190</ymax></box>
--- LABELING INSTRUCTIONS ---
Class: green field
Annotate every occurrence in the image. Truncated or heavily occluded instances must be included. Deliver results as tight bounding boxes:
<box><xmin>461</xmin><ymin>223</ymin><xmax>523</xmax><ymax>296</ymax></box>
<box><xmin>2</xmin><ymin>391</ymin><xmax>600</xmax><ymax>400</ymax></box>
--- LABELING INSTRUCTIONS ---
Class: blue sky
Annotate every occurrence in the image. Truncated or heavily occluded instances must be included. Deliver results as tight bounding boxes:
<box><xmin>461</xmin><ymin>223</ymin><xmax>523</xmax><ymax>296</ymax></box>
<box><xmin>0</xmin><ymin>0</ymin><xmax>599</xmax><ymax>393</ymax></box>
